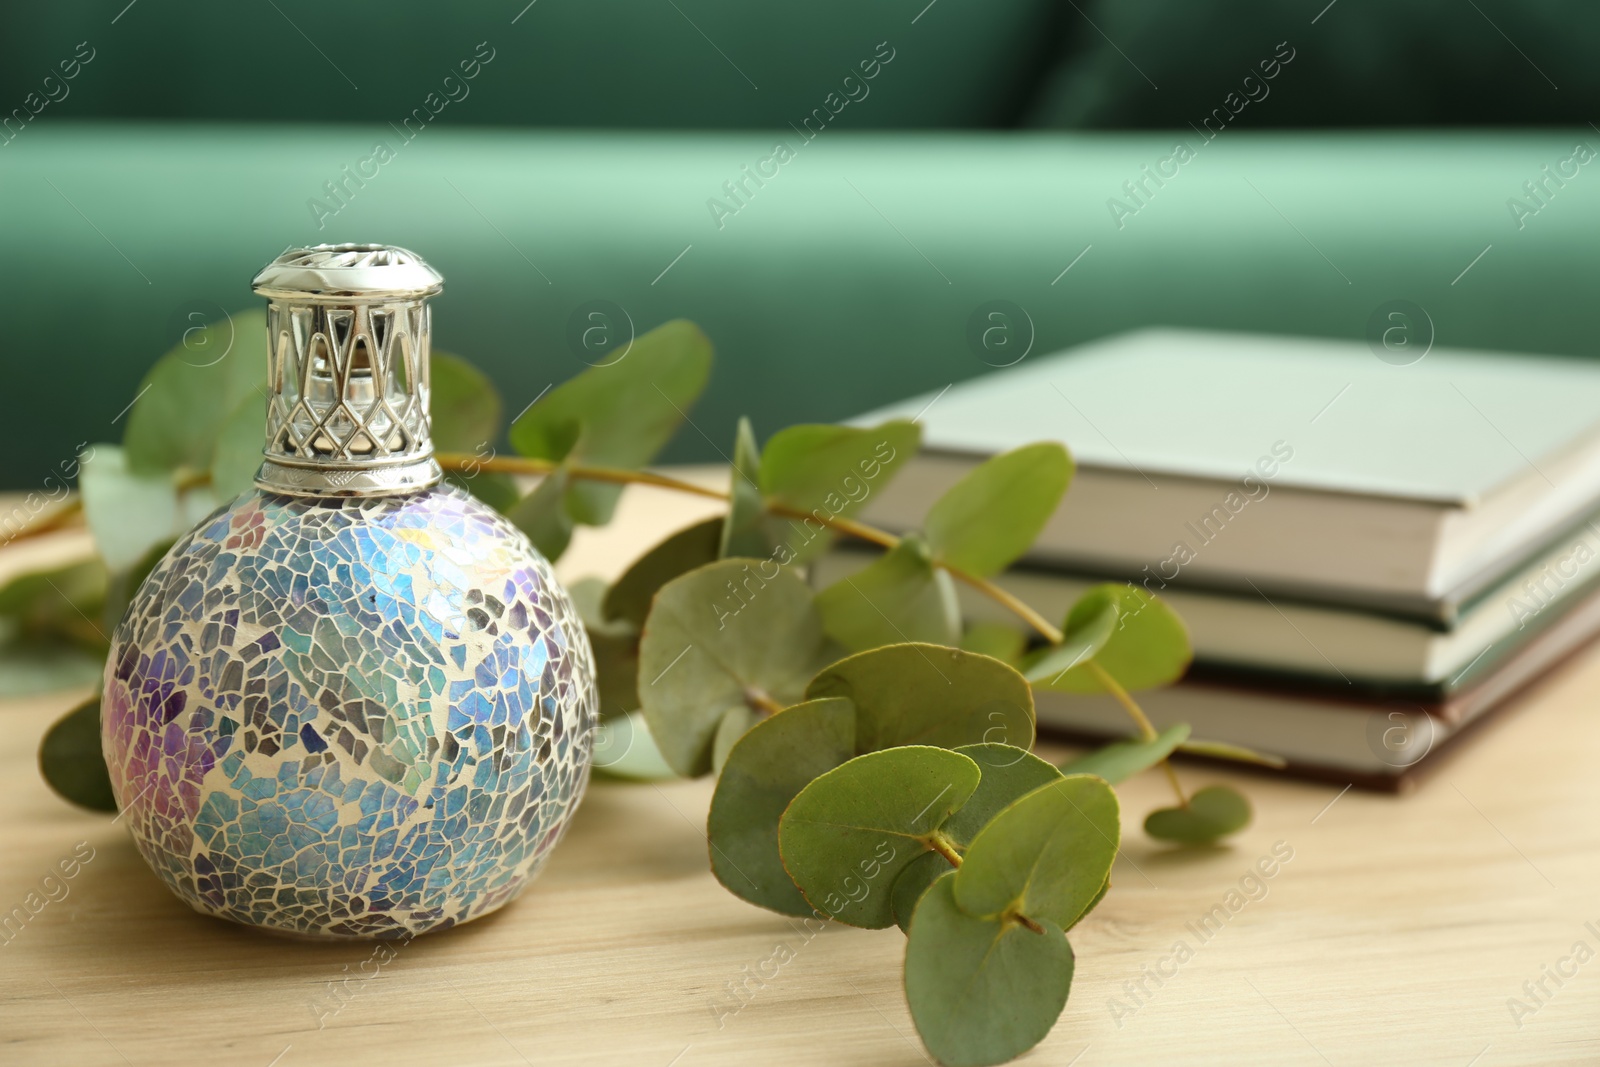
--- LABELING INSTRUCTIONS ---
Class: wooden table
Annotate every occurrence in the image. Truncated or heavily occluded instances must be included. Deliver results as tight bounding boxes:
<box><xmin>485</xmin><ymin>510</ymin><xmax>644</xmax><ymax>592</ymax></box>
<box><xmin>2</xmin><ymin>481</ymin><xmax>1597</xmax><ymax>1066</ymax></box>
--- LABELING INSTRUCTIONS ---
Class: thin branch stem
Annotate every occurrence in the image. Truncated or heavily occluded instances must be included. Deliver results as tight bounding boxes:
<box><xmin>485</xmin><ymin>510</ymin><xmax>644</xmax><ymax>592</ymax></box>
<box><xmin>946</xmin><ymin>567</ymin><xmax>1063</xmax><ymax>644</ymax></box>
<box><xmin>1006</xmin><ymin>910</ymin><xmax>1047</xmax><ymax>935</ymax></box>
<box><xmin>436</xmin><ymin>451</ymin><xmax>1190</xmax><ymax>800</ymax></box>
<box><xmin>744</xmin><ymin>688</ymin><xmax>785</xmax><ymax>716</ymax></box>
<box><xmin>927</xmin><ymin>831</ymin><xmax>963</xmax><ymax>868</ymax></box>
<box><xmin>766</xmin><ymin>506</ymin><xmax>901</xmax><ymax>552</ymax></box>
<box><xmin>1087</xmin><ymin>662</ymin><xmax>1158</xmax><ymax>741</ymax></box>
<box><xmin>1087</xmin><ymin>662</ymin><xmax>1187</xmax><ymax>806</ymax></box>
<box><xmin>446</xmin><ymin>452</ymin><xmax>729</xmax><ymax>502</ymax></box>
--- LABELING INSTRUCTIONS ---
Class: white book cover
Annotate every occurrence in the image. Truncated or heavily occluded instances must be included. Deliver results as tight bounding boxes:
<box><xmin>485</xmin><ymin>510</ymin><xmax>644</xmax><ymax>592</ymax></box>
<box><xmin>853</xmin><ymin>329</ymin><xmax>1600</xmax><ymax>608</ymax></box>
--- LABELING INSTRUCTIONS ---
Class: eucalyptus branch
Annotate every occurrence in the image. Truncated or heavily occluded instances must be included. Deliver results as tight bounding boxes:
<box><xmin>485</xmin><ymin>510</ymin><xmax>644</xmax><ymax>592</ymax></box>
<box><xmin>437</xmin><ymin>450</ymin><xmax>1193</xmax><ymax>803</ymax></box>
<box><xmin>944</xmin><ymin>567</ymin><xmax>1063</xmax><ymax>644</ymax></box>
<box><xmin>1089</xmin><ymin>662</ymin><xmax>1189</xmax><ymax>806</ymax></box>
<box><xmin>453</xmin><ymin>452</ymin><xmax>730</xmax><ymax>502</ymax></box>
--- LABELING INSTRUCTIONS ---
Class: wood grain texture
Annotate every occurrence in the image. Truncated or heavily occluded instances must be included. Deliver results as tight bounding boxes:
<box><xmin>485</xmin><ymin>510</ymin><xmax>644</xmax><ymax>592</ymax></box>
<box><xmin>2</xmin><ymin>479</ymin><xmax>1598</xmax><ymax>1065</ymax></box>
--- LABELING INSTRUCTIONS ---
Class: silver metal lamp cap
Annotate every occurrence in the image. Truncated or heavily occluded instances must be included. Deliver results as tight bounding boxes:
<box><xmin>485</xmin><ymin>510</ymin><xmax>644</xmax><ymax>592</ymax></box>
<box><xmin>251</xmin><ymin>244</ymin><xmax>445</xmax><ymax>498</ymax></box>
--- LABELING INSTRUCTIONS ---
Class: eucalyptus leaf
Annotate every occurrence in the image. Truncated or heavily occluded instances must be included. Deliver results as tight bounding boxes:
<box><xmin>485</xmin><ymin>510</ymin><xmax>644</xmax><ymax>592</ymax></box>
<box><xmin>758</xmin><ymin>421</ymin><xmax>919</xmax><ymax>562</ymax></box>
<box><xmin>711</xmin><ymin>645</ymin><xmax>1041</xmax><ymax>918</ymax></box>
<box><xmin>79</xmin><ymin>445</ymin><xmax>209</xmax><ymax>572</ymax></box>
<box><xmin>0</xmin><ymin>558</ymin><xmax>109</xmax><ymax>649</ymax></box>
<box><xmin>430</xmin><ymin>351</ymin><xmax>503</xmax><ymax>453</ymax></box>
<box><xmin>39</xmin><ymin>697</ymin><xmax>116</xmax><ymax>812</ymax></box>
<box><xmin>923</xmin><ymin>443</ymin><xmax>1072</xmax><ymax>578</ymax></box>
<box><xmin>886</xmin><ymin>744</ymin><xmax>1064</xmax><ymax>932</ymax></box>
<box><xmin>1071</xmin><ymin>876</ymin><xmax>1110</xmax><ymax>932</ymax></box>
<box><xmin>719</xmin><ymin>417</ymin><xmax>769</xmax><ymax>559</ymax></box>
<box><xmin>1144</xmin><ymin>784</ymin><xmax>1252</xmax><ymax>844</ymax></box>
<box><xmin>712</xmin><ymin>703</ymin><xmax>760</xmax><ymax>772</ymax></box>
<box><xmin>637</xmin><ymin>559</ymin><xmax>827</xmax><ymax>776</ymax></box>
<box><xmin>602</xmin><ymin>517</ymin><xmax>722</xmax><ymax>628</ymax></box>
<box><xmin>590</xmin><ymin>709</ymin><xmax>678</xmax><ymax>781</ymax></box>
<box><xmin>943</xmin><ymin>744</ymin><xmax>1064</xmax><ymax>848</ymax></box>
<box><xmin>209</xmin><ymin>394</ymin><xmax>265</xmax><ymax>500</ymax></box>
<box><xmin>122</xmin><ymin>309</ymin><xmax>268</xmax><ymax>477</ymax></box>
<box><xmin>444</xmin><ymin>469</ymin><xmax>522</xmax><ymax>512</ymax></box>
<box><xmin>568</xmin><ymin>577</ymin><xmax>639</xmax><ymax>718</ymax></box>
<box><xmin>905</xmin><ymin>874</ymin><xmax>1074</xmax><ymax>1067</ymax></box>
<box><xmin>806</xmin><ymin>643</ymin><xmax>1034</xmax><ymax>754</ymax></box>
<box><xmin>1033</xmin><ymin>584</ymin><xmax>1191</xmax><ymax>693</ymax></box>
<box><xmin>707</xmin><ymin>697</ymin><xmax>855</xmax><ymax>915</ymax></box>
<box><xmin>778</xmin><ymin>746</ymin><xmax>979</xmax><ymax>928</ymax></box>
<box><xmin>1059</xmin><ymin>723</ymin><xmax>1191</xmax><ymax>785</ymax></box>
<box><xmin>1022</xmin><ymin>594</ymin><xmax>1116</xmax><ymax>685</ymax></box>
<box><xmin>0</xmin><ymin>645</ymin><xmax>105</xmax><ymax>698</ymax></box>
<box><xmin>1178</xmin><ymin>737</ymin><xmax>1288</xmax><ymax>769</ymax></box>
<box><xmin>890</xmin><ymin>851</ymin><xmax>950</xmax><ymax>933</ymax></box>
<box><xmin>506</xmin><ymin>469</ymin><xmax>574</xmax><ymax>561</ymax></box>
<box><xmin>953</xmin><ymin>775</ymin><xmax>1119</xmax><ymax>930</ymax></box>
<box><xmin>813</xmin><ymin>536</ymin><xmax>959</xmax><ymax>652</ymax></box>
<box><xmin>959</xmin><ymin>622</ymin><xmax>1028</xmax><ymax>666</ymax></box>
<box><xmin>508</xmin><ymin>319</ymin><xmax>712</xmax><ymax>526</ymax></box>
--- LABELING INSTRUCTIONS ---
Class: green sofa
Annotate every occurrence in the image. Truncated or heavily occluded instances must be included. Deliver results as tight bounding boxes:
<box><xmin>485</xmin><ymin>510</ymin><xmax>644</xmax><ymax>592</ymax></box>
<box><xmin>1</xmin><ymin>2</ymin><xmax>1594</xmax><ymax>487</ymax></box>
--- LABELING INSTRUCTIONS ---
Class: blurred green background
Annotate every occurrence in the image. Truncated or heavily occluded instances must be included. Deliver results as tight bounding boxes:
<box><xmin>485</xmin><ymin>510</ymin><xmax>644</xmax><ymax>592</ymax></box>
<box><xmin>0</xmin><ymin>1</ymin><xmax>1595</xmax><ymax>487</ymax></box>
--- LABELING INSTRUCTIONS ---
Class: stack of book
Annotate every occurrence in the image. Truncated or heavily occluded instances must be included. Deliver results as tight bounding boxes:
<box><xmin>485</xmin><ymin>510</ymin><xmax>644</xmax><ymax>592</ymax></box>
<box><xmin>829</xmin><ymin>329</ymin><xmax>1600</xmax><ymax>789</ymax></box>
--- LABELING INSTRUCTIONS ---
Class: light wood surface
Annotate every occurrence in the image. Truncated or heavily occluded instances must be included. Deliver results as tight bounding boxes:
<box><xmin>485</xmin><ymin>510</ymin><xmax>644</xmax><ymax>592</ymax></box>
<box><xmin>3</xmin><ymin>480</ymin><xmax>1598</xmax><ymax>1066</ymax></box>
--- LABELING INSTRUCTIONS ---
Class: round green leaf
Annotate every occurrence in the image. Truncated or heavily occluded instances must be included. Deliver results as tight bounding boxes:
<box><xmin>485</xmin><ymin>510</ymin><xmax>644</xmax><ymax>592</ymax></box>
<box><xmin>1178</xmin><ymin>737</ymin><xmax>1287</xmax><ymax>769</ymax></box>
<box><xmin>505</xmin><ymin>468</ymin><xmax>575</xmax><ymax>562</ymax></box>
<box><xmin>1034</xmin><ymin>584</ymin><xmax>1192</xmax><ymax>693</ymax></box>
<box><xmin>209</xmin><ymin>393</ymin><xmax>265</xmax><ymax>500</ymax></box>
<box><xmin>806</xmin><ymin>643</ymin><xmax>1034</xmax><ymax>754</ymax></box>
<box><xmin>759</xmin><ymin>420</ymin><xmax>920</xmax><ymax>513</ymax></box>
<box><xmin>443</xmin><ymin>469</ymin><xmax>522</xmax><ymax>512</ymax></box>
<box><xmin>1058</xmin><ymin>723</ymin><xmax>1192</xmax><ymax>785</ymax></box>
<box><xmin>429</xmin><ymin>351</ymin><xmax>503</xmax><ymax>453</ymax></box>
<box><xmin>890</xmin><ymin>851</ymin><xmax>951</xmax><ymax>933</ymax></box>
<box><xmin>0</xmin><ymin>559</ymin><xmax>108</xmax><ymax>650</ymax></box>
<box><xmin>758</xmin><ymin>420</ymin><xmax>920</xmax><ymax>562</ymax></box>
<box><xmin>943</xmin><ymin>744</ymin><xmax>1064</xmax><ymax>848</ymax></box>
<box><xmin>954</xmin><ymin>775</ymin><xmax>1120</xmax><ymax>930</ymax></box>
<box><xmin>569</xmin><ymin>577</ymin><xmax>639</xmax><ymax>719</ymax></box>
<box><xmin>122</xmin><ymin>309</ymin><xmax>268</xmax><ymax>477</ymax></box>
<box><xmin>590</xmin><ymin>710</ymin><xmax>677</xmax><ymax>782</ymax></box>
<box><xmin>707</xmin><ymin>697</ymin><xmax>856</xmax><ymax>916</ymax></box>
<box><xmin>886</xmin><ymin>745</ymin><xmax>1063</xmax><ymax>933</ymax></box>
<box><xmin>509</xmin><ymin>319</ymin><xmax>712</xmax><ymax>526</ymax></box>
<box><xmin>602</xmin><ymin>517</ymin><xmax>722</xmax><ymax>628</ymax></box>
<box><xmin>778</xmin><ymin>746</ymin><xmax>980</xmax><ymax>928</ymax></box>
<box><xmin>923</xmin><ymin>443</ymin><xmax>1072</xmax><ymax>578</ymax></box>
<box><xmin>0</xmin><ymin>647</ymin><xmax>104</xmax><ymax>698</ymax></box>
<box><xmin>1070</xmin><ymin>876</ymin><xmax>1111</xmax><ymax>932</ymax></box>
<box><xmin>905</xmin><ymin>873</ymin><xmax>1074</xmax><ymax>1067</ymax></box>
<box><xmin>712</xmin><ymin>704</ymin><xmax>760</xmax><ymax>772</ymax></box>
<box><xmin>813</xmin><ymin>537</ymin><xmax>960</xmax><ymax>652</ymax></box>
<box><xmin>959</xmin><ymin>622</ymin><xmax>1028</xmax><ymax>667</ymax></box>
<box><xmin>1144</xmin><ymin>784</ymin><xmax>1252</xmax><ymax>844</ymax></box>
<box><xmin>80</xmin><ymin>445</ymin><xmax>214</xmax><ymax>573</ymax></box>
<box><xmin>1022</xmin><ymin>595</ymin><xmax>1116</xmax><ymax>685</ymax></box>
<box><xmin>638</xmin><ymin>559</ymin><xmax>827</xmax><ymax>776</ymax></box>
<box><xmin>39</xmin><ymin>697</ymin><xmax>116</xmax><ymax>812</ymax></box>
<box><xmin>719</xmin><ymin>417</ymin><xmax>770</xmax><ymax>559</ymax></box>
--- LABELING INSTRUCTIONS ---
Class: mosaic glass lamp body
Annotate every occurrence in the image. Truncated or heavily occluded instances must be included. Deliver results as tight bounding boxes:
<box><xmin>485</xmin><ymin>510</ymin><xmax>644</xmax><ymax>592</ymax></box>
<box><xmin>102</xmin><ymin>245</ymin><xmax>597</xmax><ymax>939</ymax></box>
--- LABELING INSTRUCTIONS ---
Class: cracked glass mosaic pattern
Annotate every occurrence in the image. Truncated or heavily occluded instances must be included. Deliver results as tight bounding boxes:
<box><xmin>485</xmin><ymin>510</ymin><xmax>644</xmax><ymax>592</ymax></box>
<box><xmin>102</xmin><ymin>483</ymin><xmax>597</xmax><ymax>939</ymax></box>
